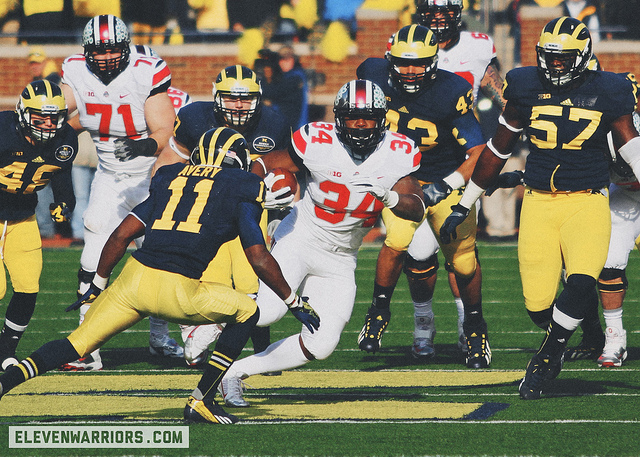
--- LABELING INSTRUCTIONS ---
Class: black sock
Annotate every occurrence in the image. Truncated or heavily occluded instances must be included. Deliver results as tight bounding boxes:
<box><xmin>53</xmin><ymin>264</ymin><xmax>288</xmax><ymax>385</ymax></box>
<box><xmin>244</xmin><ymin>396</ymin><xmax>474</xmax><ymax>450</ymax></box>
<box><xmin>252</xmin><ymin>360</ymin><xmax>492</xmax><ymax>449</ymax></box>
<box><xmin>538</xmin><ymin>320</ymin><xmax>573</xmax><ymax>360</ymax></box>
<box><xmin>372</xmin><ymin>282</ymin><xmax>395</xmax><ymax>310</ymax></box>
<box><xmin>194</xmin><ymin>310</ymin><xmax>259</xmax><ymax>401</ymax></box>
<box><xmin>463</xmin><ymin>302</ymin><xmax>484</xmax><ymax>328</ymax></box>
<box><xmin>251</xmin><ymin>326</ymin><xmax>271</xmax><ymax>354</ymax></box>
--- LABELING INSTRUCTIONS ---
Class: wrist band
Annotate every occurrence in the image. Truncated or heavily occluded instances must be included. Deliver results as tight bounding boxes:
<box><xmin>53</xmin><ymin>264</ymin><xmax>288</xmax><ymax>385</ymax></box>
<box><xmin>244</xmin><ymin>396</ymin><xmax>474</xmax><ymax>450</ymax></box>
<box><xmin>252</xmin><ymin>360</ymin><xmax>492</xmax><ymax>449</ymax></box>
<box><xmin>284</xmin><ymin>290</ymin><xmax>297</xmax><ymax>306</ymax></box>
<box><xmin>93</xmin><ymin>274</ymin><xmax>109</xmax><ymax>290</ymax></box>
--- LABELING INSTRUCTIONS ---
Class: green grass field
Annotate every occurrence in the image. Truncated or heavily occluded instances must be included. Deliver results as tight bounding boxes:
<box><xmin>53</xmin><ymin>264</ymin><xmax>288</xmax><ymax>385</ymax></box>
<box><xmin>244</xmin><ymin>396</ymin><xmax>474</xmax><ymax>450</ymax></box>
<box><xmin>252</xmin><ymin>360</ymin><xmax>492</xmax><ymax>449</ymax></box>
<box><xmin>1</xmin><ymin>243</ymin><xmax>639</xmax><ymax>457</ymax></box>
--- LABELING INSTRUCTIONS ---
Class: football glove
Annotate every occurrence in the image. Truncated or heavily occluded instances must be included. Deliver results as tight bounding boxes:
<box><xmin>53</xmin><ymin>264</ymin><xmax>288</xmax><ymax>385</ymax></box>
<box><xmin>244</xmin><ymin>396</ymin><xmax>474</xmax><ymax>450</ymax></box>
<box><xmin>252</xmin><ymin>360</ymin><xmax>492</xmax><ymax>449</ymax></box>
<box><xmin>66</xmin><ymin>282</ymin><xmax>103</xmax><ymax>312</ymax></box>
<box><xmin>113</xmin><ymin>138</ymin><xmax>158</xmax><ymax>162</ymax></box>
<box><xmin>287</xmin><ymin>295</ymin><xmax>320</xmax><ymax>334</ymax></box>
<box><xmin>264</xmin><ymin>172</ymin><xmax>295</xmax><ymax>209</ymax></box>
<box><xmin>485</xmin><ymin>171</ymin><xmax>525</xmax><ymax>196</ymax></box>
<box><xmin>350</xmin><ymin>176</ymin><xmax>399</xmax><ymax>208</ymax></box>
<box><xmin>49</xmin><ymin>202</ymin><xmax>71</xmax><ymax>223</ymax></box>
<box><xmin>440</xmin><ymin>204</ymin><xmax>471</xmax><ymax>244</ymax></box>
<box><xmin>422</xmin><ymin>180</ymin><xmax>452</xmax><ymax>207</ymax></box>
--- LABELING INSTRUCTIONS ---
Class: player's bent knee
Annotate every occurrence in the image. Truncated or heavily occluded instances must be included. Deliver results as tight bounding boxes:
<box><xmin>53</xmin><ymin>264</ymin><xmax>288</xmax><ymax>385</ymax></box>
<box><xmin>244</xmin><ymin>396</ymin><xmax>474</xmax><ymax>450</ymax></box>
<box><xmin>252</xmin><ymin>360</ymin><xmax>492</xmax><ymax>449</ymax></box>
<box><xmin>598</xmin><ymin>268</ymin><xmax>628</xmax><ymax>293</ymax></box>
<box><xmin>301</xmin><ymin>333</ymin><xmax>340</xmax><ymax>360</ymax></box>
<box><xmin>403</xmin><ymin>253</ymin><xmax>439</xmax><ymax>280</ymax></box>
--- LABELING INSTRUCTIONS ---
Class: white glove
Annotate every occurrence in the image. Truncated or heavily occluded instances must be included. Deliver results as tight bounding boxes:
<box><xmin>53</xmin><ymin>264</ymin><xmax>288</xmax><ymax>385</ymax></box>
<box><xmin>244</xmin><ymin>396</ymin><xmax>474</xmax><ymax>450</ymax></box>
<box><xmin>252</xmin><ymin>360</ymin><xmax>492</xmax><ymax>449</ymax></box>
<box><xmin>264</xmin><ymin>172</ymin><xmax>295</xmax><ymax>209</ymax></box>
<box><xmin>349</xmin><ymin>175</ymin><xmax>399</xmax><ymax>208</ymax></box>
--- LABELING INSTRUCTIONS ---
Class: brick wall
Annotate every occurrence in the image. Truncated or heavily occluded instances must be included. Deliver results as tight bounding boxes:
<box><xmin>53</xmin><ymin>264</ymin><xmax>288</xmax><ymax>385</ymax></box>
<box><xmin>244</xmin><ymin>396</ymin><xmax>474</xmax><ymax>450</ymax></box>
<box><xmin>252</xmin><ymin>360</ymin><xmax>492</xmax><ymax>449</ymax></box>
<box><xmin>519</xmin><ymin>6</ymin><xmax>640</xmax><ymax>78</ymax></box>
<box><xmin>2</xmin><ymin>8</ymin><xmax>639</xmax><ymax>113</ymax></box>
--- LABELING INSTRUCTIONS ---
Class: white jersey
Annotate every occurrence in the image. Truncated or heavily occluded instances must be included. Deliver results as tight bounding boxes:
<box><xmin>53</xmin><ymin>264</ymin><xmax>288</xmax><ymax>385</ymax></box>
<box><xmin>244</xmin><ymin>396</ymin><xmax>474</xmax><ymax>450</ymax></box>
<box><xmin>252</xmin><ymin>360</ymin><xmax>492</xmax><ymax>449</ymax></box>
<box><xmin>289</xmin><ymin>122</ymin><xmax>420</xmax><ymax>252</ymax></box>
<box><xmin>167</xmin><ymin>86</ymin><xmax>191</xmax><ymax>114</ymax></box>
<box><xmin>438</xmin><ymin>31</ymin><xmax>496</xmax><ymax>105</ymax></box>
<box><xmin>61</xmin><ymin>52</ymin><xmax>171</xmax><ymax>174</ymax></box>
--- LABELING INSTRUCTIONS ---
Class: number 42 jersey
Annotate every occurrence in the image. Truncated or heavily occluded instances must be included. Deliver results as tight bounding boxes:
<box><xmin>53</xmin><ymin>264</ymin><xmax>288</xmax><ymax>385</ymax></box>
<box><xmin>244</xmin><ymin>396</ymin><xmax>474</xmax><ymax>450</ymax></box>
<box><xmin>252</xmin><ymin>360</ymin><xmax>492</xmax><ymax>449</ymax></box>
<box><xmin>288</xmin><ymin>122</ymin><xmax>421</xmax><ymax>251</ymax></box>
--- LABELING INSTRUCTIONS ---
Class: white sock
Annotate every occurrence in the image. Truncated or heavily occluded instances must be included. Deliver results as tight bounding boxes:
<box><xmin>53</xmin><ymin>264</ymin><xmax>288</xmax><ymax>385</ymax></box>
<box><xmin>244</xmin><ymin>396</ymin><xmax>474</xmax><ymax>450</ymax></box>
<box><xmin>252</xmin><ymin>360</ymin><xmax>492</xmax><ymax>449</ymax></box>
<box><xmin>149</xmin><ymin>316</ymin><xmax>169</xmax><ymax>337</ymax></box>
<box><xmin>79</xmin><ymin>304</ymin><xmax>90</xmax><ymax>325</ymax></box>
<box><xmin>603</xmin><ymin>308</ymin><xmax>624</xmax><ymax>331</ymax></box>
<box><xmin>228</xmin><ymin>334</ymin><xmax>310</xmax><ymax>378</ymax></box>
<box><xmin>414</xmin><ymin>300</ymin><xmax>434</xmax><ymax>333</ymax></box>
<box><xmin>454</xmin><ymin>296</ymin><xmax>464</xmax><ymax>325</ymax></box>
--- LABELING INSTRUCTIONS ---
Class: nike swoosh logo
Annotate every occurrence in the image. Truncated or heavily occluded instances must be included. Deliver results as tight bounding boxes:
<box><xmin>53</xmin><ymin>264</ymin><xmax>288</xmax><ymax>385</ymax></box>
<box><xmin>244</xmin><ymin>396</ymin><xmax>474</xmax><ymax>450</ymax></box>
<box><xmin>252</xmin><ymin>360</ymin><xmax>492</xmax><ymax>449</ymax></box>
<box><xmin>120</xmin><ymin>94</ymin><xmax>129</xmax><ymax>99</ymax></box>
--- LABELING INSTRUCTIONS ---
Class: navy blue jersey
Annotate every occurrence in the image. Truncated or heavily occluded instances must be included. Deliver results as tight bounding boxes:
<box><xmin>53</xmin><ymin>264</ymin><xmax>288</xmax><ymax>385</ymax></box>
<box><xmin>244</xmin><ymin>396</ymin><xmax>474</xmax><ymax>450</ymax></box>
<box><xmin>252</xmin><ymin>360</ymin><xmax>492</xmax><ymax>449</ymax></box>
<box><xmin>131</xmin><ymin>163</ymin><xmax>267</xmax><ymax>279</ymax></box>
<box><xmin>504</xmin><ymin>67</ymin><xmax>638</xmax><ymax>191</ymax></box>
<box><xmin>173</xmin><ymin>101</ymin><xmax>291</xmax><ymax>160</ymax></box>
<box><xmin>0</xmin><ymin>111</ymin><xmax>77</xmax><ymax>221</ymax></box>
<box><xmin>357</xmin><ymin>58</ymin><xmax>485</xmax><ymax>182</ymax></box>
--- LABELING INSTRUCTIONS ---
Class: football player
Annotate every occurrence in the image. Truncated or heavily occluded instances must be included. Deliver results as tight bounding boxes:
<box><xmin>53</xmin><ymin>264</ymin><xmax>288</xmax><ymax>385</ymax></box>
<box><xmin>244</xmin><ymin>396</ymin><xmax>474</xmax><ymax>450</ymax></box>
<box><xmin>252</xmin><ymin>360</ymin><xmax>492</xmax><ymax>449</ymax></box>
<box><xmin>440</xmin><ymin>17</ymin><xmax>640</xmax><ymax>398</ymax></box>
<box><xmin>356</xmin><ymin>25</ymin><xmax>490</xmax><ymax>368</ymax></box>
<box><xmin>218</xmin><ymin>79</ymin><xmax>425</xmax><ymax>408</ymax></box>
<box><xmin>153</xmin><ymin>65</ymin><xmax>292</xmax><ymax>367</ymax></box>
<box><xmin>0</xmin><ymin>127</ymin><xmax>320</xmax><ymax>424</ymax></box>
<box><xmin>400</xmin><ymin>0</ymin><xmax>507</xmax><ymax>359</ymax></box>
<box><xmin>59</xmin><ymin>14</ymin><xmax>181</xmax><ymax>371</ymax></box>
<box><xmin>0</xmin><ymin>80</ymin><xmax>78</xmax><ymax>370</ymax></box>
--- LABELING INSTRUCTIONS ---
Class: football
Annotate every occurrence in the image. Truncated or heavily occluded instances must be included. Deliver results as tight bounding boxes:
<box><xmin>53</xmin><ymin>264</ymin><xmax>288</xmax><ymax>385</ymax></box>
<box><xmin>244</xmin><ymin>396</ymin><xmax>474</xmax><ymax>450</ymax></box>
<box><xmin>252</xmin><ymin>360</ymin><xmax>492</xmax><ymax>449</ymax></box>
<box><xmin>269</xmin><ymin>167</ymin><xmax>298</xmax><ymax>198</ymax></box>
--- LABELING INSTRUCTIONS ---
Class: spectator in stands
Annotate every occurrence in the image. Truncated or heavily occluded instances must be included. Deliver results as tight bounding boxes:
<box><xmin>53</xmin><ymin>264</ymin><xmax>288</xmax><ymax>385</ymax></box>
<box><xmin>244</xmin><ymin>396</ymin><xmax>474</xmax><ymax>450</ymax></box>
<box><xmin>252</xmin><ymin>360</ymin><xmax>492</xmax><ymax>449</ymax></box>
<box><xmin>562</xmin><ymin>0</ymin><xmax>601</xmax><ymax>43</ymax></box>
<box><xmin>229</xmin><ymin>0</ymin><xmax>284</xmax><ymax>65</ymax></box>
<box><xmin>72</xmin><ymin>0</ymin><xmax>122</xmax><ymax>36</ymax></box>
<box><xmin>599</xmin><ymin>0</ymin><xmax>640</xmax><ymax>40</ymax></box>
<box><xmin>28</xmin><ymin>46</ymin><xmax>60</xmax><ymax>84</ymax></box>
<box><xmin>260</xmin><ymin>45</ymin><xmax>309</xmax><ymax>131</ymax></box>
<box><xmin>122</xmin><ymin>0</ymin><xmax>169</xmax><ymax>44</ymax></box>
<box><xmin>18</xmin><ymin>0</ymin><xmax>74</xmax><ymax>44</ymax></box>
<box><xmin>188</xmin><ymin>0</ymin><xmax>229</xmax><ymax>37</ymax></box>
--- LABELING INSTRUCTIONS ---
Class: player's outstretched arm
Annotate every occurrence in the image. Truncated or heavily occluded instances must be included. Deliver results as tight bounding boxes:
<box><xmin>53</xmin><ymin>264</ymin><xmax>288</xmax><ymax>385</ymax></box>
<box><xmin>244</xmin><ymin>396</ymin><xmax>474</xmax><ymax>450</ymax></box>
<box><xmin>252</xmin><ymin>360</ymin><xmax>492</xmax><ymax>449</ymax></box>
<box><xmin>612</xmin><ymin>113</ymin><xmax>640</xmax><ymax>182</ymax></box>
<box><xmin>244</xmin><ymin>244</ymin><xmax>320</xmax><ymax>333</ymax></box>
<box><xmin>251</xmin><ymin>149</ymin><xmax>300</xmax><ymax>178</ymax></box>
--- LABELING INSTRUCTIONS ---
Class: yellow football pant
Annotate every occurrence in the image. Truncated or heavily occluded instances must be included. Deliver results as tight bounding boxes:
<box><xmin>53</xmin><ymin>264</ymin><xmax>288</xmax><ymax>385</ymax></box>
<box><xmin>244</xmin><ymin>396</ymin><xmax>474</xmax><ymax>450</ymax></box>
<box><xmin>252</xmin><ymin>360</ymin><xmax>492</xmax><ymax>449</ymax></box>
<box><xmin>68</xmin><ymin>257</ymin><xmax>257</xmax><ymax>357</ymax></box>
<box><xmin>518</xmin><ymin>188</ymin><xmax>610</xmax><ymax>312</ymax></box>
<box><xmin>382</xmin><ymin>190</ymin><xmax>478</xmax><ymax>278</ymax></box>
<box><xmin>0</xmin><ymin>216</ymin><xmax>41</xmax><ymax>299</ymax></box>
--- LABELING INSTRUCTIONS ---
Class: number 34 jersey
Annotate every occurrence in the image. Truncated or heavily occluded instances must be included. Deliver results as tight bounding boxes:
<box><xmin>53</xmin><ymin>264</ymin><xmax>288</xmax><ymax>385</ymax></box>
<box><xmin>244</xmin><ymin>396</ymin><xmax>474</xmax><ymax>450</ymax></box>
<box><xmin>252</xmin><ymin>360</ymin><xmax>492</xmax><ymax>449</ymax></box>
<box><xmin>289</xmin><ymin>122</ymin><xmax>421</xmax><ymax>251</ymax></box>
<box><xmin>504</xmin><ymin>67</ymin><xmax>638</xmax><ymax>192</ymax></box>
<box><xmin>61</xmin><ymin>51</ymin><xmax>171</xmax><ymax>174</ymax></box>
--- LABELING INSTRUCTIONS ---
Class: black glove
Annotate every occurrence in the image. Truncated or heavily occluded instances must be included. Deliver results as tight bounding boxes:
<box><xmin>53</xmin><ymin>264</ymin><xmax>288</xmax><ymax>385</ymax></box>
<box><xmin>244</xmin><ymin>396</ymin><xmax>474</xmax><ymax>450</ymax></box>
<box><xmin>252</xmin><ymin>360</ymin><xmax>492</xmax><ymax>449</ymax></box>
<box><xmin>485</xmin><ymin>170</ymin><xmax>525</xmax><ymax>197</ymax></box>
<box><xmin>288</xmin><ymin>295</ymin><xmax>320</xmax><ymax>334</ymax></box>
<box><xmin>422</xmin><ymin>180</ymin><xmax>452</xmax><ymax>207</ymax></box>
<box><xmin>49</xmin><ymin>202</ymin><xmax>71</xmax><ymax>223</ymax></box>
<box><xmin>113</xmin><ymin>138</ymin><xmax>158</xmax><ymax>162</ymax></box>
<box><xmin>440</xmin><ymin>204</ymin><xmax>471</xmax><ymax>244</ymax></box>
<box><xmin>66</xmin><ymin>283</ymin><xmax>103</xmax><ymax>312</ymax></box>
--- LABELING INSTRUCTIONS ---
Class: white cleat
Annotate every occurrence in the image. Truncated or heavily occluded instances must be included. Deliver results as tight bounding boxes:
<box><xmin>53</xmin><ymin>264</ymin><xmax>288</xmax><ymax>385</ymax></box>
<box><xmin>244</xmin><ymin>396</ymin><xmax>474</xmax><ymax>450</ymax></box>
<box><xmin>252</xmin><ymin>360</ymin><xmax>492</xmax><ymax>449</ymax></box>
<box><xmin>598</xmin><ymin>327</ymin><xmax>627</xmax><ymax>367</ymax></box>
<box><xmin>182</xmin><ymin>324</ymin><xmax>224</xmax><ymax>366</ymax></box>
<box><xmin>218</xmin><ymin>373</ymin><xmax>250</xmax><ymax>407</ymax></box>
<box><xmin>59</xmin><ymin>350</ymin><xmax>103</xmax><ymax>371</ymax></box>
<box><xmin>149</xmin><ymin>333</ymin><xmax>184</xmax><ymax>358</ymax></box>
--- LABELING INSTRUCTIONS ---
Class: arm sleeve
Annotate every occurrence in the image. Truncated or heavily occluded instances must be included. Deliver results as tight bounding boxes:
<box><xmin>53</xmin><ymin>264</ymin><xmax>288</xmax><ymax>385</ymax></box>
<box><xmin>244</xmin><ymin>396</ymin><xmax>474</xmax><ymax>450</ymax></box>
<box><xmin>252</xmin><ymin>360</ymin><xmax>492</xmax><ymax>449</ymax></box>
<box><xmin>237</xmin><ymin>201</ymin><xmax>266</xmax><ymax>249</ymax></box>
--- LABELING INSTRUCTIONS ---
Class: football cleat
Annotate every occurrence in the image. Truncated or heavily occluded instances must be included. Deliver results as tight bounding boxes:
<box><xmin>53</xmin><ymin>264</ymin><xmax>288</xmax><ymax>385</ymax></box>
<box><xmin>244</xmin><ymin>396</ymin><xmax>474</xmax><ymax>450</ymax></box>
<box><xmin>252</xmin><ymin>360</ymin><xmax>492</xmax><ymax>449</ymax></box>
<box><xmin>59</xmin><ymin>350</ymin><xmax>102</xmax><ymax>371</ymax></box>
<box><xmin>598</xmin><ymin>327</ymin><xmax>627</xmax><ymax>367</ymax></box>
<box><xmin>149</xmin><ymin>333</ymin><xmax>184</xmax><ymax>358</ymax></box>
<box><xmin>183</xmin><ymin>396</ymin><xmax>239</xmax><ymax>424</ymax></box>
<box><xmin>564</xmin><ymin>333</ymin><xmax>605</xmax><ymax>361</ymax></box>
<box><xmin>464</xmin><ymin>320</ymin><xmax>491</xmax><ymax>368</ymax></box>
<box><xmin>182</xmin><ymin>324</ymin><xmax>223</xmax><ymax>367</ymax></box>
<box><xmin>411</xmin><ymin>313</ymin><xmax>436</xmax><ymax>359</ymax></box>
<box><xmin>218</xmin><ymin>373</ymin><xmax>250</xmax><ymax>407</ymax></box>
<box><xmin>357</xmin><ymin>306</ymin><xmax>391</xmax><ymax>353</ymax></box>
<box><xmin>0</xmin><ymin>356</ymin><xmax>19</xmax><ymax>371</ymax></box>
<box><xmin>519</xmin><ymin>353</ymin><xmax>558</xmax><ymax>400</ymax></box>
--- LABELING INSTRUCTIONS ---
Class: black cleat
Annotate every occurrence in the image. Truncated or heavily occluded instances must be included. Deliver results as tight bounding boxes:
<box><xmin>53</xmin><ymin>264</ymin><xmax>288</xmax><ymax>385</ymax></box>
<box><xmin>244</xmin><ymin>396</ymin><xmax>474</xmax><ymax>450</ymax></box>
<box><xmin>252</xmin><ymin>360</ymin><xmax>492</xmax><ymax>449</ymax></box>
<box><xmin>564</xmin><ymin>334</ymin><xmax>605</xmax><ymax>361</ymax></box>
<box><xmin>357</xmin><ymin>306</ymin><xmax>390</xmax><ymax>353</ymax></box>
<box><xmin>519</xmin><ymin>353</ymin><xmax>556</xmax><ymax>400</ymax></box>
<box><xmin>183</xmin><ymin>396</ymin><xmax>239</xmax><ymax>424</ymax></box>
<box><xmin>464</xmin><ymin>320</ymin><xmax>491</xmax><ymax>369</ymax></box>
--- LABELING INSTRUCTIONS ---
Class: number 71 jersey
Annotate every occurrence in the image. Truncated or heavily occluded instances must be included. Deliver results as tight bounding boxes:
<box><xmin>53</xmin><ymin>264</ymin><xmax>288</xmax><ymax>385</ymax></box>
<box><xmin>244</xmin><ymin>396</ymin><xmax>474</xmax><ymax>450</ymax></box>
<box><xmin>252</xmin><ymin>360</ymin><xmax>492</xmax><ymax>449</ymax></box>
<box><xmin>290</xmin><ymin>122</ymin><xmax>421</xmax><ymax>251</ymax></box>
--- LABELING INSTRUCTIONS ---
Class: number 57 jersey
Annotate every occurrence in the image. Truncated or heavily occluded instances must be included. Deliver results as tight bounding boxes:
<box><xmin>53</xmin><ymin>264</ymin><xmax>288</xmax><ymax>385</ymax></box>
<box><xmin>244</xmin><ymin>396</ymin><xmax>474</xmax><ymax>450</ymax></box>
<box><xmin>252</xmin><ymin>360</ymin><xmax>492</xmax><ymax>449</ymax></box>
<box><xmin>288</xmin><ymin>122</ymin><xmax>421</xmax><ymax>252</ymax></box>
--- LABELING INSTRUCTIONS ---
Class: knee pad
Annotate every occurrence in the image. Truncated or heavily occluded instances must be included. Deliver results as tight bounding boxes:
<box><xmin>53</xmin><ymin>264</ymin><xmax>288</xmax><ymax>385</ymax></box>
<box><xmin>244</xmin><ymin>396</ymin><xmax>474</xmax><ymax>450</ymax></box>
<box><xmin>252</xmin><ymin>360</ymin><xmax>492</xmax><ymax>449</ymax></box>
<box><xmin>598</xmin><ymin>268</ymin><xmax>628</xmax><ymax>293</ymax></box>
<box><xmin>403</xmin><ymin>253</ymin><xmax>439</xmax><ymax>280</ymax></box>
<box><xmin>528</xmin><ymin>308</ymin><xmax>552</xmax><ymax>330</ymax></box>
